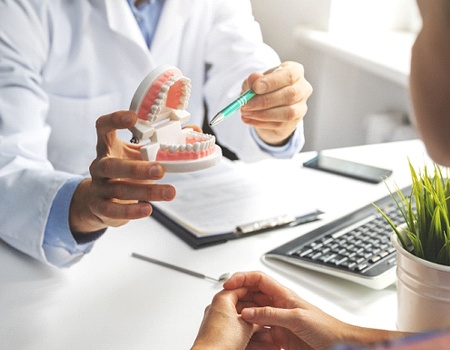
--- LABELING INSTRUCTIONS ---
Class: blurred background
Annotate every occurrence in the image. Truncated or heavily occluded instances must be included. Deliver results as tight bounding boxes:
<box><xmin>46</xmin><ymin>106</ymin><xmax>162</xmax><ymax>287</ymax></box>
<box><xmin>250</xmin><ymin>0</ymin><xmax>421</xmax><ymax>151</ymax></box>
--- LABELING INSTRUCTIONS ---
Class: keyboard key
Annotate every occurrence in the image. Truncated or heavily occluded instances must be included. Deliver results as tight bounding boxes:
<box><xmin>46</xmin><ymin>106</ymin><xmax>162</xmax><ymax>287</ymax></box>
<box><xmin>299</xmin><ymin>248</ymin><xmax>313</xmax><ymax>257</ymax></box>
<box><xmin>320</xmin><ymin>254</ymin><xmax>337</xmax><ymax>263</ymax></box>
<box><xmin>370</xmin><ymin>255</ymin><xmax>381</xmax><ymax>263</ymax></box>
<box><xmin>321</xmin><ymin>236</ymin><xmax>334</xmax><ymax>245</ymax></box>
<box><xmin>334</xmin><ymin>257</ymin><xmax>349</xmax><ymax>266</ymax></box>
<box><xmin>311</xmin><ymin>252</ymin><xmax>323</xmax><ymax>260</ymax></box>
<box><xmin>379</xmin><ymin>250</ymin><xmax>389</xmax><ymax>258</ymax></box>
<box><xmin>311</xmin><ymin>242</ymin><xmax>323</xmax><ymax>250</ymax></box>
<box><xmin>357</xmin><ymin>264</ymin><xmax>368</xmax><ymax>271</ymax></box>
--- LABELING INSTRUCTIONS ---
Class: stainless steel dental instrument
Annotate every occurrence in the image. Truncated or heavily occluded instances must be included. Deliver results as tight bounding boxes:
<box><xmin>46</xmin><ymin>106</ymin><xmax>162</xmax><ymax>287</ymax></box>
<box><xmin>131</xmin><ymin>252</ymin><xmax>231</xmax><ymax>282</ymax></box>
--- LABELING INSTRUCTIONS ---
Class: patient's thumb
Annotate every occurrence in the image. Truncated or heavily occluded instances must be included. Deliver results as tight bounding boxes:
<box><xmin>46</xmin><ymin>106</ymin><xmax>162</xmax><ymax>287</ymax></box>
<box><xmin>241</xmin><ymin>307</ymin><xmax>297</xmax><ymax>330</ymax></box>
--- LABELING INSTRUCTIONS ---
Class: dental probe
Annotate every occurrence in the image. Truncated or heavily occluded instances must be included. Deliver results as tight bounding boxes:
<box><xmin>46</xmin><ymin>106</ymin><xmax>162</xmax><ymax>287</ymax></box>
<box><xmin>131</xmin><ymin>252</ymin><xmax>231</xmax><ymax>282</ymax></box>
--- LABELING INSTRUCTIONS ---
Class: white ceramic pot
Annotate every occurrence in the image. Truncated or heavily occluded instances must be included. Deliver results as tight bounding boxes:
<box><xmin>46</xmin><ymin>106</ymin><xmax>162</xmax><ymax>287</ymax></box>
<box><xmin>392</xmin><ymin>233</ymin><xmax>450</xmax><ymax>332</ymax></box>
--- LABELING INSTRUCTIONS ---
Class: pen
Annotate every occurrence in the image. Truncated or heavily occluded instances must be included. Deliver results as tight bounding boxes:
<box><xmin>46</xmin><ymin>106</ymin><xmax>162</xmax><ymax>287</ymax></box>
<box><xmin>209</xmin><ymin>66</ymin><xmax>282</xmax><ymax>127</ymax></box>
<box><xmin>234</xmin><ymin>210</ymin><xmax>324</xmax><ymax>235</ymax></box>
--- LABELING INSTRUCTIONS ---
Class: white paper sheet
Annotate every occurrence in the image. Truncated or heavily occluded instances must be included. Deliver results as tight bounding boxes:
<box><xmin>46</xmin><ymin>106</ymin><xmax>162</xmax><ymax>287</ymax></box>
<box><xmin>153</xmin><ymin>158</ymin><xmax>320</xmax><ymax>237</ymax></box>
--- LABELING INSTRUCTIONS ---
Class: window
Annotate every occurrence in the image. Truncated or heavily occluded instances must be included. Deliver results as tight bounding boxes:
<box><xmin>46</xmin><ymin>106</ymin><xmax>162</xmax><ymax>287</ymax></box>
<box><xmin>327</xmin><ymin>0</ymin><xmax>421</xmax><ymax>34</ymax></box>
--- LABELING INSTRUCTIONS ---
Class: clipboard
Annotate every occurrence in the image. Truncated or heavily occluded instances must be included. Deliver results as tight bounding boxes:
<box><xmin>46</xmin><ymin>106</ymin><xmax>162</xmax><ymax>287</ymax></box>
<box><xmin>150</xmin><ymin>158</ymin><xmax>323</xmax><ymax>249</ymax></box>
<box><xmin>152</xmin><ymin>205</ymin><xmax>323</xmax><ymax>249</ymax></box>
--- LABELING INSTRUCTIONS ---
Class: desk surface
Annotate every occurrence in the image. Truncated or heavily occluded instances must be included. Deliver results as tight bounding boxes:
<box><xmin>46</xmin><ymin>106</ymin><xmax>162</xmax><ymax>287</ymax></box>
<box><xmin>1</xmin><ymin>140</ymin><xmax>430</xmax><ymax>350</ymax></box>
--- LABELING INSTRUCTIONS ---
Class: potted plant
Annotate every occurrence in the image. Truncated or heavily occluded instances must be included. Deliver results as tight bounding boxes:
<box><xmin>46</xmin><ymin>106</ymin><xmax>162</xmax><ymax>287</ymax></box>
<box><xmin>375</xmin><ymin>160</ymin><xmax>450</xmax><ymax>332</ymax></box>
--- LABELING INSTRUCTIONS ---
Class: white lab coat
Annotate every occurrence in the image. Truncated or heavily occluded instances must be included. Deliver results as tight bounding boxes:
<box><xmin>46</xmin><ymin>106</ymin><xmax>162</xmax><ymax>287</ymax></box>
<box><xmin>0</xmin><ymin>0</ymin><xmax>304</xmax><ymax>263</ymax></box>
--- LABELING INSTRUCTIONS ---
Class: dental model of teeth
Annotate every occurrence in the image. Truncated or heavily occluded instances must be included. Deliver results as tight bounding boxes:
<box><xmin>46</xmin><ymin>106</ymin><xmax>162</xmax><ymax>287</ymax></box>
<box><xmin>129</xmin><ymin>65</ymin><xmax>222</xmax><ymax>172</ymax></box>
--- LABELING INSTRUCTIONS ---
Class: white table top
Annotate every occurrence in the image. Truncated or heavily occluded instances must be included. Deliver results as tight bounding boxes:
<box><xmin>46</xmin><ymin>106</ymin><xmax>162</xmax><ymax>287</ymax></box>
<box><xmin>0</xmin><ymin>140</ymin><xmax>430</xmax><ymax>350</ymax></box>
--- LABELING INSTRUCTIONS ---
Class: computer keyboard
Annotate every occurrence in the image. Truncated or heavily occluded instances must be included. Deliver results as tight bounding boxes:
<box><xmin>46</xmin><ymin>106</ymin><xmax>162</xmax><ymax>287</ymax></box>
<box><xmin>263</xmin><ymin>186</ymin><xmax>412</xmax><ymax>290</ymax></box>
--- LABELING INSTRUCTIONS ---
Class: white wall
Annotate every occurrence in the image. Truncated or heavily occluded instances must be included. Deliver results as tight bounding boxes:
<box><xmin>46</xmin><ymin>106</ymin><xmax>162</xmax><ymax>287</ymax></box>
<box><xmin>251</xmin><ymin>0</ymin><xmax>331</xmax><ymax>59</ymax></box>
<box><xmin>251</xmin><ymin>0</ymin><xmax>418</xmax><ymax>151</ymax></box>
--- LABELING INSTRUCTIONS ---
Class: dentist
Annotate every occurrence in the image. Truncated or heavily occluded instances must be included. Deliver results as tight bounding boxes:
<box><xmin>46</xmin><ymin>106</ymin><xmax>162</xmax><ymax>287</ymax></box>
<box><xmin>0</xmin><ymin>0</ymin><xmax>312</xmax><ymax>267</ymax></box>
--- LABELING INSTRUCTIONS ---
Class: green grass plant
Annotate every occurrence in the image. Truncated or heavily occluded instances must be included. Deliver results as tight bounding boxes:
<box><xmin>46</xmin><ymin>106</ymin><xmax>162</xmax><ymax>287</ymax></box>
<box><xmin>374</xmin><ymin>160</ymin><xmax>450</xmax><ymax>266</ymax></box>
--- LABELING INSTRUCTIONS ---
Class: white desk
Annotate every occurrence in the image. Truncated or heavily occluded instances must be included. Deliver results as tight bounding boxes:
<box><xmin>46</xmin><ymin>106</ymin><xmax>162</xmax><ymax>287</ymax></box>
<box><xmin>0</xmin><ymin>140</ymin><xmax>430</xmax><ymax>350</ymax></box>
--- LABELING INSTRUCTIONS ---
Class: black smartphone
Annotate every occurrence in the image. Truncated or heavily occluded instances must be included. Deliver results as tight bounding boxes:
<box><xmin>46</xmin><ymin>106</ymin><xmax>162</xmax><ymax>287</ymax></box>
<box><xmin>303</xmin><ymin>153</ymin><xmax>392</xmax><ymax>184</ymax></box>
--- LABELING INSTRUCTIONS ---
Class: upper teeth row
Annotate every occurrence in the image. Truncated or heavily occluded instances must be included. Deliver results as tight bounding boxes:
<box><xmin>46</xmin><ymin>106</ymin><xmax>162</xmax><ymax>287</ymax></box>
<box><xmin>185</xmin><ymin>130</ymin><xmax>214</xmax><ymax>141</ymax></box>
<box><xmin>147</xmin><ymin>75</ymin><xmax>191</xmax><ymax>123</ymax></box>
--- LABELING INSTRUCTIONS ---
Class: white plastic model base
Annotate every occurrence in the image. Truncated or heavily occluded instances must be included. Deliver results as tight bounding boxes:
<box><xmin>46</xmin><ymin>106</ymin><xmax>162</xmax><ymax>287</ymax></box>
<box><xmin>129</xmin><ymin>65</ymin><xmax>222</xmax><ymax>173</ymax></box>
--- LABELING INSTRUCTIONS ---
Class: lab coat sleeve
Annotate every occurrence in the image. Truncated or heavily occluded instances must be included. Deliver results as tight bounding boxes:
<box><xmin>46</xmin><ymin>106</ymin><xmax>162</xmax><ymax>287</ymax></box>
<box><xmin>0</xmin><ymin>1</ymin><xmax>88</xmax><ymax>265</ymax></box>
<box><xmin>43</xmin><ymin>178</ymin><xmax>99</xmax><ymax>268</ymax></box>
<box><xmin>202</xmin><ymin>0</ymin><xmax>305</xmax><ymax>162</ymax></box>
<box><xmin>250</xmin><ymin>125</ymin><xmax>305</xmax><ymax>159</ymax></box>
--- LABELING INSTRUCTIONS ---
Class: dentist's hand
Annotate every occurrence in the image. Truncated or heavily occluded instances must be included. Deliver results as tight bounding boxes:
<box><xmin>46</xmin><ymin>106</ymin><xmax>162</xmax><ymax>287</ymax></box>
<box><xmin>69</xmin><ymin>110</ymin><xmax>176</xmax><ymax>234</ymax></box>
<box><xmin>240</xmin><ymin>61</ymin><xmax>312</xmax><ymax>146</ymax></box>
